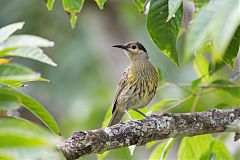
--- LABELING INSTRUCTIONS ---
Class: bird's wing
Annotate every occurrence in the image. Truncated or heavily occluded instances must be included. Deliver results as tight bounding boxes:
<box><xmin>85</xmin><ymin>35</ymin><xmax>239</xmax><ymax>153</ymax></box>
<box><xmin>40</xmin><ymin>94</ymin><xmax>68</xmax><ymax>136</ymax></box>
<box><xmin>112</xmin><ymin>67</ymin><xmax>130</xmax><ymax>114</ymax></box>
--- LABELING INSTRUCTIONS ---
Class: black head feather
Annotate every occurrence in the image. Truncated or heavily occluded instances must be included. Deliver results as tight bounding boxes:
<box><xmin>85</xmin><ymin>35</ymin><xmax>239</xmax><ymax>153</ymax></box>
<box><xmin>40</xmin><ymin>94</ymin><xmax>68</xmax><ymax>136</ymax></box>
<box><xmin>135</xmin><ymin>42</ymin><xmax>147</xmax><ymax>53</ymax></box>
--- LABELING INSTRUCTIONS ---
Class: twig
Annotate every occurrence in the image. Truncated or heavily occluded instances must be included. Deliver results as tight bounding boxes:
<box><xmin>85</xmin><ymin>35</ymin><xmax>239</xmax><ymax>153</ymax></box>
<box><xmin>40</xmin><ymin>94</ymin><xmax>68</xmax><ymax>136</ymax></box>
<box><xmin>191</xmin><ymin>91</ymin><xmax>201</xmax><ymax>112</ymax></box>
<box><xmin>168</xmin><ymin>83</ymin><xmax>240</xmax><ymax>89</ymax></box>
<box><xmin>58</xmin><ymin>108</ymin><xmax>240</xmax><ymax>160</ymax></box>
<box><xmin>160</xmin><ymin>95</ymin><xmax>193</xmax><ymax>114</ymax></box>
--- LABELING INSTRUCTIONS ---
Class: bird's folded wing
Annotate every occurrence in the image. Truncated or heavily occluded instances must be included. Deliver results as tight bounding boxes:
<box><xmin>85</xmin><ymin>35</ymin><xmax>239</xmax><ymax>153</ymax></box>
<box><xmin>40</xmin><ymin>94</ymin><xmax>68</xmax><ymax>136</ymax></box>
<box><xmin>112</xmin><ymin>67</ymin><xmax>130</xmax><ymax>114</ymax></box>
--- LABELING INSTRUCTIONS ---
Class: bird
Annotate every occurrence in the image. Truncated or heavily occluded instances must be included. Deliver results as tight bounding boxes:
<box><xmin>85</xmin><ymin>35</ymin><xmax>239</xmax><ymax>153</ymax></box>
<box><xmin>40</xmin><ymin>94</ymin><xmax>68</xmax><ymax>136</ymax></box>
<box><xmin>108</xmin><ymin>41</ymin><xmax>159</xmax><ymax>127</ymax></box>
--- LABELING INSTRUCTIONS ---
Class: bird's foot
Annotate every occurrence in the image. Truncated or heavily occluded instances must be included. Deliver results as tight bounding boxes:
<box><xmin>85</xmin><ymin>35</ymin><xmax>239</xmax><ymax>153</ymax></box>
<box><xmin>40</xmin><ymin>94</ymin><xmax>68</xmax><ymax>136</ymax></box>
<box><xmin>145</xmin><ymin>115</ymin><xmax>151</xmax><ymax>119</ymax></box>
<box><xmin>133</xmin><ymin>109</ymin><xmax>149</xmax><ymax>118</ymax></box>
<box><xmin>150</xmin><ymin>114</ymin><xmax>159</xmax><ymax>117</ymax></box>
<box><xmin>134</xmin><ymin>120</ymin><xmax>144</xmax><ymax>125</ymax></box>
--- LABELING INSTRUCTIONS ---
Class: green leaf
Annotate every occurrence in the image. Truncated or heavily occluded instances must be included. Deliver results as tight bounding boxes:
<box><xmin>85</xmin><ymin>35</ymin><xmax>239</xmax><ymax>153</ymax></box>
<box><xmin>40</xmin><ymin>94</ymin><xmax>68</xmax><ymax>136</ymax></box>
<box><xmin>46</xmin><ymin>0</ymin><xmax>55</xmax><ymax>11</ymax></box>
<box><xmin>95</xmin><ymin>0</ymin><xmax>107</xmax><ymax>10</ymax></box>
<box><xmin>213</xmin><ymin>103</ymin><xmax>231</xmax><ymax>109</ymax></box>
<box><xmin>147</xmin><ymin>0</ymin><xmax>183</xmax><ymax>66</ymax></box>
<box><xmin>147</xmin><ymin>99</ymin><xmax>176</xmax><ymax>114</ymax></box>
<box><xmin>167</xmin><ymin>0</ymin><xmax>182</xmax><ymax>22</ymax></box>
<box><xmin>191</xmin><ymin>77</ymin><xmax>202</xmax><ymax>91</ymax></box>
<box><xmin>179</xmin><ymin>136</ymin><xmax>232</xmax><ymax>160</ymax></box>
<box><xmin>185</xmin><ymin>0</ymin><xmax>240</xmax><ymax>57</ymax></box>
<box><xmin>146</xmin><ymin>141</ymin><xmax>158</xmax><ymax>149</ymax></box>
<box><xmin>149</xmin><ymin>138</ymin><xmax>175</xmax><ymax>160</ymax></box>
<box><xmin>38</xmin><ymin>77</ymin><xmax>52</xmax><ymax>83</ymax></box>
<box><xmin>97</xmin><ymin>151</ymin><xmax>110</xmax><ymax>160</ymax></box>
<box><xmin>211</xmin><ymin>0</ymin><xmax>240</xmax><ymax>56</ymax></box>
<box><xmin>133</xmin><ymin>0</ymin><xmax>146</xmax><ymax>13</ymax></box>
<box><xmin>193</xmin><ymin>53</ymin><xmax>210</xmax><ymax>82</ymax></box>
<box><xmin>0</xmin><ymin>148</ymin><xmax>60</xmax><ymax>160</ymax></box>
<box><xmin>0</xmin><ymin>117</ymin><xmax>59</xmax><ymax>147</ymax></box>
<box><xmin>210</xmin><ymin>140</ymin><xmax>233</xmax><ymax>160</ymax></box>
<box><xmin>0</xmin><ymin>151</ymin><xmax>14</xmax><ymax>160</ymax></box>
<box><xmin>1</xmin><ymin>47</ymin><xmax>57</xmax><ymax>66</ymax></box>
<box><xmin>101</xmin><ymin>106</ymin><xmax>112</xmax><ymax>128</ymax></box>
<box><xmin>211</xmin><ymin>80</ymin><xmax>240</xmax><ymax>98</ymax></box>
<box><xmin>0</xmin><ymin>88</ymin><xmax>21</xmax><ymax>109</ymax></box>
<box><xmin>209</xmin><ymin>60</ymin><xmax>225</xmax><ymax>76</ymax></box>
<box><xmin>63</xmin><ymin>0</ymin><xmax>85</xmax><ymax>28</ymax></box>
<box><xmin>0</xmin><ymin>35</ymin><xmax>54</xmax><ymax>50</ymax></box>
<box><xmin>193</xmin><ymin>0</ymin><xmax>208</xmax><ymax>11</ymax></box>
<box><xmin>127</xmin><ymin>108</ymin><xmax>148</xmax><ymax>120</ymax></box>
<box><xmin>0</xmin><ymin>85</ymin><xmax>61</xmax><ymax>135</ymax></box>
<box><xmin>222</xmin><ymin>27</ymin><xmax>240</xmax><ymax>69</ymax></box>
<box><xmin>185</xmin><ymin>5</ymin><xmax>213</xmax><ymax>57</ymax></box>
<box><xmin>0</xmin><ymin>64</ymin><xmax>40</xmax><ymax>82</ymax></box>
<box><xmin>0</xmin><ymin>22</ymin><xmax>24</xmax><ymax>44</ymax></box>
<box><xmin>1</xmin><ymin>81</ymin><xmax>24</xmax><ymax>87</ymax></box>
<box><xmin>178</xmin><ymin>135</ymin><xmax>213</xmax><ymax>159</ymax></box>
<box><xmin>0</xmin><ymin>77</ymin><xmax>52</xmax><ymax>88</ymax></box>
<box><xmin>20</xmin><ymin>93</ymin><xmax>61</xmax><ymax>135</ymax></box>
<box><xmin>0</xmin><ymin>117</ymin><xmax>60</xmax><ymax>159</ymax></box>
<box><xmin>0</xmin><ymin>129</ymin><xmax>47</xmax><ymax>147</ymax></box>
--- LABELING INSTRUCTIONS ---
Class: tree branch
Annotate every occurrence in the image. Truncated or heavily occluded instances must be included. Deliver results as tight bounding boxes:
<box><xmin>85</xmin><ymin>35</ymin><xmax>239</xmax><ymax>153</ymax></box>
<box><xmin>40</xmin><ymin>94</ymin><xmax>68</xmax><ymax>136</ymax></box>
<box><xmin>58</xmin><ymin>108</ymin><xmax>240</xmax><ymax>160</ymax></box>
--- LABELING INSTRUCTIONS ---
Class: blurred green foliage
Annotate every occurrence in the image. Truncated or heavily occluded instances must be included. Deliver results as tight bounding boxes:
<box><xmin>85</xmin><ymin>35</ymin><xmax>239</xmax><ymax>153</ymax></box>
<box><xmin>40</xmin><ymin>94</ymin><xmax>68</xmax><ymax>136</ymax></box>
<box><xmin>0</xmin><ymin>21</ymin><xmax>61</xmax><ymax>158</ymax></box>
<box><xmin>178</xmin><ymin>135</ymin><xmax>233</xmax><ymax>160</ymax></box>
<box><xmin>0</xmin><ymin>0</ymin><xmax>239</xmax><ymax>159</ymax></box>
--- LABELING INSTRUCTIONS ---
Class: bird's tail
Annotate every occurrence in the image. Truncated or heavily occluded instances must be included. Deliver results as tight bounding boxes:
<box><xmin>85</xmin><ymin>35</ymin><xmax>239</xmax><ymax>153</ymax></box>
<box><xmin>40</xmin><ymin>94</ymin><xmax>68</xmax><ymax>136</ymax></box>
<box><xmin>108</xmin><ymin>109</ymin><xmax>124</xmax><ymax>127</ymax></box>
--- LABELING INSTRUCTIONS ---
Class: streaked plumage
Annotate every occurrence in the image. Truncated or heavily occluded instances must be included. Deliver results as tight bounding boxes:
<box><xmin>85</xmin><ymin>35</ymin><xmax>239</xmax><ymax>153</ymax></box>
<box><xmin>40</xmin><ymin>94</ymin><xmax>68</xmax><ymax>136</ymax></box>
<box><xmin>108</xmin><ymin>42</ymin><xmax>158</xmax><ymax>127</ymax></box>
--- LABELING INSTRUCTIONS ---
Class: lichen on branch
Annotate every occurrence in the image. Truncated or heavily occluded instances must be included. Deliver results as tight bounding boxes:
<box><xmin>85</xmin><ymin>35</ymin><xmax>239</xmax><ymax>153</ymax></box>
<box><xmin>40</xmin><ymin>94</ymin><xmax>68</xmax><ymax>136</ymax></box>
<box><xmin>58</xmin><ymin>108</ymin><xmax>240</xmax><ymax>160</ymax></box>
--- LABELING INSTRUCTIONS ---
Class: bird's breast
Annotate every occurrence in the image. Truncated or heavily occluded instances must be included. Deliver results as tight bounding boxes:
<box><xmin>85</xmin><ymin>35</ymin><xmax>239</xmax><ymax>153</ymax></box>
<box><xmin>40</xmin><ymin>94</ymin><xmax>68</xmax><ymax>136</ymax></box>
<box><xmin>126</xmin><ymin>61</ymin><xmax>158</xmax><ymax>109</ymax></box>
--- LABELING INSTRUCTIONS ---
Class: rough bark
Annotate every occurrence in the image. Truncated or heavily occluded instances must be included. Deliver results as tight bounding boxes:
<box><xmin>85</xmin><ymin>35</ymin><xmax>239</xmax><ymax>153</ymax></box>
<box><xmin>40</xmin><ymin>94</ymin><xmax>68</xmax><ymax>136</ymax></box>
<box><xmin>58</xmin><ymin>108</ymin><xmax>240</xmax><ymax>160</ymax></box>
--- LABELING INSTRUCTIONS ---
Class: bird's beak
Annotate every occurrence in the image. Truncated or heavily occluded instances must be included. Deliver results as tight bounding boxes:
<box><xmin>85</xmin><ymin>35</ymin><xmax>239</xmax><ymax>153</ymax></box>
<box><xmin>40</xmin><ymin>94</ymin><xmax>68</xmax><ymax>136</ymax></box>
<box><xmin>112</xmin><ymin>44</ymin><xmax>128</xmax><ymax>50</ymax></box>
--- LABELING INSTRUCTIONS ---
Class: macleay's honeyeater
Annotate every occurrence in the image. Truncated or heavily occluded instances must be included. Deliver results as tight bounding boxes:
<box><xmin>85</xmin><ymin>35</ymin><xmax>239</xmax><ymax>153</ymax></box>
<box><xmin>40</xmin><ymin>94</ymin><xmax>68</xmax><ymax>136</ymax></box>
<box><xmin>108</xmin><ymin>41</ymin><xmax>159</xmax><ymax>127</ymax></box>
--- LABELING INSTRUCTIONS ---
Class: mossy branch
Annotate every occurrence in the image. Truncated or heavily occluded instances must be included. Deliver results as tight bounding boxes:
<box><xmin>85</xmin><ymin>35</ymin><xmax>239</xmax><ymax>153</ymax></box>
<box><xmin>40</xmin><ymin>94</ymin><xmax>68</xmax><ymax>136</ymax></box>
<box><xmin>58</xmin><ymin>108</ymin><xmax>240</xmax><ymax>160</ymax></box>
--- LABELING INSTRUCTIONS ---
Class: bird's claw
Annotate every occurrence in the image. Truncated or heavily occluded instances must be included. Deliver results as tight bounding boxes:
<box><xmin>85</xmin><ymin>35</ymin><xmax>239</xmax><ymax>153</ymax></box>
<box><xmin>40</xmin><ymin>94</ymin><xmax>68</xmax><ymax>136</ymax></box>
<box><xmin>145</xmin><ymin>115</ymin><xmax>151</xmax><ymax>119</ymax></box>
<box><xmin>134</xmin><ymin>120</ymin><xmax>144</xmax><ymax>125</ymax></box>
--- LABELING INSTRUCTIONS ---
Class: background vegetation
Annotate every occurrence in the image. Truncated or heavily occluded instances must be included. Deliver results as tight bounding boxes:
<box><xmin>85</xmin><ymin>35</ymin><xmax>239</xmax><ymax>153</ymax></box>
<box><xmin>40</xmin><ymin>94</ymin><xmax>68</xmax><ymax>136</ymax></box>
<box><xmin>0</xmin><ymin>0</ymin><xmax>239</xmax><ymax>159</ymax></box>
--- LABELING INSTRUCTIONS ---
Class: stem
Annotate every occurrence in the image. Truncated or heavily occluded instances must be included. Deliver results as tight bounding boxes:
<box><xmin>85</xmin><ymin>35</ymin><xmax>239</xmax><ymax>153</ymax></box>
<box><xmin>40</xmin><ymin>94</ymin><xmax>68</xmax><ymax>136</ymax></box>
<box><xmin>160</xmin><ymin>95</ymin><xmax>193</xmax><ymax>114</ymax></box>
<box><xmin>166</xmin><ymin>82</ymin><xmax>240</xmax><ymax>89</ymax></box>
<box><xmin>191</xmin><ymin>93</ymin><xmax>201</xmax><ymax>112</ymax></box>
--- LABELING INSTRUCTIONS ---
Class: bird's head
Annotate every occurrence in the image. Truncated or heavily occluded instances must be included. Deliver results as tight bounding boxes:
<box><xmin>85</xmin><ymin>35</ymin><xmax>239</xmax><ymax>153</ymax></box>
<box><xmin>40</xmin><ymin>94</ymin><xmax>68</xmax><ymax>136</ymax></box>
<box><xmin>112</xmin><ymin>41</ymin><xmax>149</xmax><ymax>61</ymax></box>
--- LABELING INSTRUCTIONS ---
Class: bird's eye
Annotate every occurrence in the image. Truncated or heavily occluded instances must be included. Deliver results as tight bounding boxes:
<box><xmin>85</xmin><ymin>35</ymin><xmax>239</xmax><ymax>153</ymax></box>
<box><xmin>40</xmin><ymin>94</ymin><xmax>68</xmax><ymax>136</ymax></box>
<box><xmin>131</xmin><ymin>45</ymin><xmax>137</xmax><ymax>49</ymax></box>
